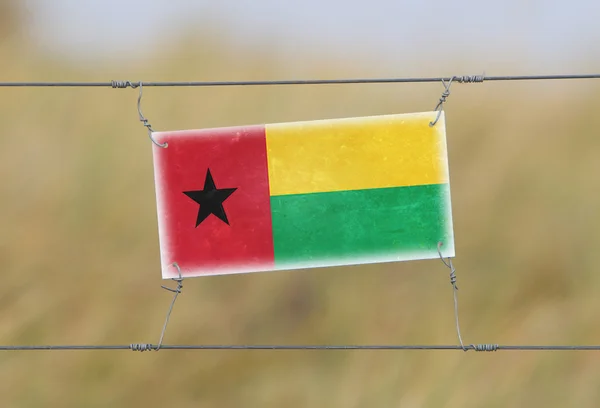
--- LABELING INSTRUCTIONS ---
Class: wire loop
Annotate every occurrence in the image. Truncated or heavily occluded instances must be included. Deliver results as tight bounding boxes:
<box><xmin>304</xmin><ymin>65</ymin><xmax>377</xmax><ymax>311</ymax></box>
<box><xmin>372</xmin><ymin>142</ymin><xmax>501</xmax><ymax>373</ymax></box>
<box><xmin>136</xmin><ymin>82</ymin><xmax>167</xmax><ymax>148</ymax></box>
<box><xmin>429</xmin><ymin>78</ymin><xmax>453</xmax><ymax>127</ymax></box>
<box><xmin>429</xmin><ymin>73</ymin><xmax>485</xmax><ymax>126</ymax></box>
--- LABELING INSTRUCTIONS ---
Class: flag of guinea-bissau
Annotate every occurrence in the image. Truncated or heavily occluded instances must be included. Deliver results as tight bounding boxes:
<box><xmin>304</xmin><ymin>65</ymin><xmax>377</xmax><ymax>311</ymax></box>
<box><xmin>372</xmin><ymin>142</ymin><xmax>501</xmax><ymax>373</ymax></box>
<box><xmin>151</xmin><ymin>111</ymin><xmax>455</xmax><ymax>279</ymax></box>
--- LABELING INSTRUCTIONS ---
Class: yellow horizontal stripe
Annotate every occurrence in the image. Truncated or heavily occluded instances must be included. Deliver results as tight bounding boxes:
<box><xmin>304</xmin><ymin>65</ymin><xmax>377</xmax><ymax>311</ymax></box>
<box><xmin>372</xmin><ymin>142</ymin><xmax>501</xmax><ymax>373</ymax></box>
<box><xmin>265</xmin><ymin>111</ymin><xmax>450</xmax><ymax>196</ymax></box>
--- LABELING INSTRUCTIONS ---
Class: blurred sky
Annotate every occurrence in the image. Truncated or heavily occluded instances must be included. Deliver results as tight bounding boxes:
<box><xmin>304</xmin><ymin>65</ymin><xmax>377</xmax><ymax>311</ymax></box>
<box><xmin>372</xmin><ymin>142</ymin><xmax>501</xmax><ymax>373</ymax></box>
<box><xmin>19</xmin><ymin>0</ymin><xmax>600</xmax><ymax>73</ymax></box>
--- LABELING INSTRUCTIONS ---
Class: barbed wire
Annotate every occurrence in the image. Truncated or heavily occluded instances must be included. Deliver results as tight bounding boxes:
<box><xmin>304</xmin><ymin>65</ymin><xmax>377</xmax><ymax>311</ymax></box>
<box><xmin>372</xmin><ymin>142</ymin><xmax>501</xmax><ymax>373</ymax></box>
<box><xmin>1</xmin><ymin>344</ymin><xmax>599</xmax><ymax>352</ymax></box>
<box><xmin>2</xmin><ymin>73</ymin><xmax>598</xmax><ymax>354</ymax></box>
<box><xmin>0</xmin><ymin>73</ymin><xmax>599</xmax><ymax>88</ymax></box>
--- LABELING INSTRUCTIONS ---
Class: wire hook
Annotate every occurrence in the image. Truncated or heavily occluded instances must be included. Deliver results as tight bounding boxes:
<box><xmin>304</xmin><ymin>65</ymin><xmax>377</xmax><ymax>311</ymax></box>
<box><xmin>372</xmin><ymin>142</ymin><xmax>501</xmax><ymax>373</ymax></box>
<box><xmin>437</xmin><ymin>241</ymin><xmax>457</xmax><ymax>290</ymax></box>
<box><xmin>137</xmin><ymin>82</ymin><xmax>167</xmax><ymax>148</ymax></box>
<box><xmin>156</xmin><ymin>263</ymin><xmax>184</xmax><ymax>351</ymax></box>
<box><xmin>429</xmin><ymin>77</ymin><xmax>454</xmax><ymax>127</ymax></box>
<box><xmin>437</xmin><ymin>241</ymin><xmax>467</xmax><ymax>351</ymax></box>
<box><xmin>160</xmin><ymin>262</ymin><xmax>184</xmax><ymax>294</ymax></box>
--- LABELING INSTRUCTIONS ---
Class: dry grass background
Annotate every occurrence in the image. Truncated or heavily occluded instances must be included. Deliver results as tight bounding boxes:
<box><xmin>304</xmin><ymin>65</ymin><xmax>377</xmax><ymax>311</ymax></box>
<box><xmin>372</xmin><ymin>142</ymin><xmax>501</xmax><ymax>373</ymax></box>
<box><xmin>2</xmin><ymin>3</ymin><xmax>600</xmax><ymax>407</ymax></box>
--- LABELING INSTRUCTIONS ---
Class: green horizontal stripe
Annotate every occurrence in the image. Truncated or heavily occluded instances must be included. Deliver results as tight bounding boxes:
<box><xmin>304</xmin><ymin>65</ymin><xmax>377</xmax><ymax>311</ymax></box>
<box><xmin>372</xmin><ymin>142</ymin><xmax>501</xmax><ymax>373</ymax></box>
<box><xmin>270</xmin><ymin>183</ymin><xmax>452</xmax><ymax>267</ymax></box>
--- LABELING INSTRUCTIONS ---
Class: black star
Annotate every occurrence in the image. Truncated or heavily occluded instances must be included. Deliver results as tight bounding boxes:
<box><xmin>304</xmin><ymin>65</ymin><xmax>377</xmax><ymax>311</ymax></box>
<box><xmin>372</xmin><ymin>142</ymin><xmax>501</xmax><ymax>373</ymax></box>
<box><xmin>183</xmin><ymin>169</ymin><xmax>237</xmax><ymax>227</ymax></box>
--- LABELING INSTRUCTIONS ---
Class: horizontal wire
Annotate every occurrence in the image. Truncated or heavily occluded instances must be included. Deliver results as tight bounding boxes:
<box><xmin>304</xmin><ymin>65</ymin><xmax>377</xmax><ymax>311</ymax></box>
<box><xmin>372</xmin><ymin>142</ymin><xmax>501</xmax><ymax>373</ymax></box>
<box><xmin>2</xmin><ymin>344</ymin><xmax>600</xmax><ymax>351</ymax></box>
<box><xmin>1</xmin><ymin>74</ymin><xmax>600</xmax><ymax>87</ymax></box>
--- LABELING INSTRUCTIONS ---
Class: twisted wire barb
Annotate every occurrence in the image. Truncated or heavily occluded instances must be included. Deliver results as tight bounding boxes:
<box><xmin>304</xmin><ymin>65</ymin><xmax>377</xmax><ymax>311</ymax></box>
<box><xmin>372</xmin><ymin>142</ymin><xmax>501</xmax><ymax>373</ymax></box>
<box><xmin>112</xmin><ymin>80</ymin><xmax>139</xmax><ymax>89</ymax></box>
<box><xmin>130</xmin><ymin>344</ymin><xmax>154</xmax><ymax>352</ymax></box>
<box><xmin>453</xmin><ymin>75</ymin><xmax>485</xmax><ymax>83</ymax></box>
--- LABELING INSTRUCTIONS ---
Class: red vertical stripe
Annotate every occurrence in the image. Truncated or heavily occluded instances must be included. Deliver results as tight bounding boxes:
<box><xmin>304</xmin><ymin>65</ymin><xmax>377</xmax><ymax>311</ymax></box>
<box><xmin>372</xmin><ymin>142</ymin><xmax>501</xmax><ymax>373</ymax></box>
<box><xmin>152</xmin><ymin>126</ymin><xmax>274</xmax><ymax>278</ymax></box>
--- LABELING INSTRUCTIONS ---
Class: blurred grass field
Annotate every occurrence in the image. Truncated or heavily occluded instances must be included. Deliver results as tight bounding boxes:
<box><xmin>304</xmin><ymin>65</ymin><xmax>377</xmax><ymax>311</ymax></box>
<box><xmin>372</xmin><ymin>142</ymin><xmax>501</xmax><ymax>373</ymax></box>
<box><xmin>2</xmin><ymin>3</ymin><xmax>600</xmax><ymax>407</ymax></box>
